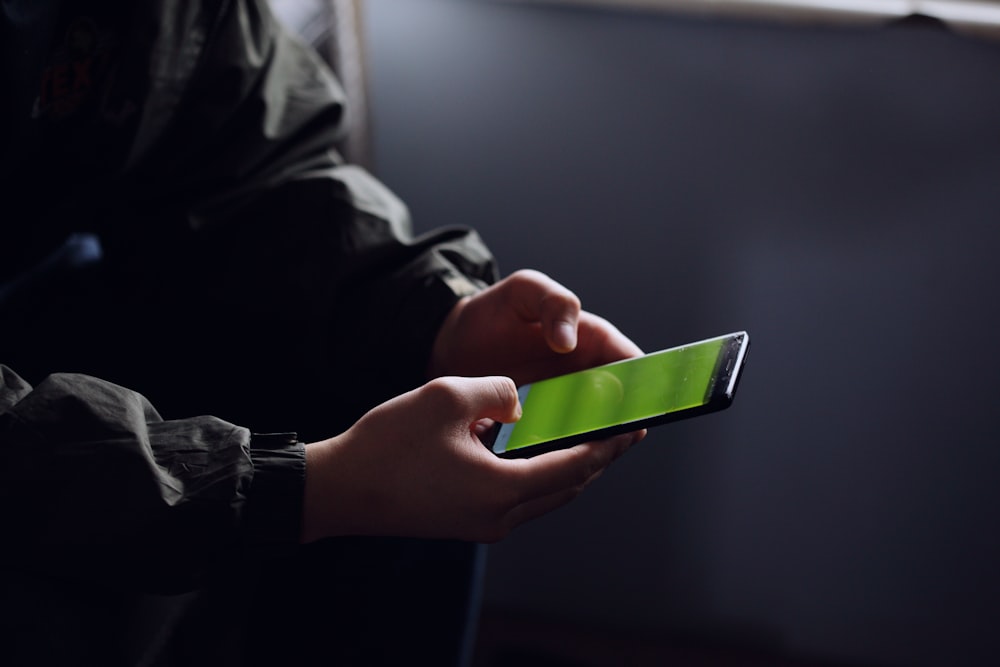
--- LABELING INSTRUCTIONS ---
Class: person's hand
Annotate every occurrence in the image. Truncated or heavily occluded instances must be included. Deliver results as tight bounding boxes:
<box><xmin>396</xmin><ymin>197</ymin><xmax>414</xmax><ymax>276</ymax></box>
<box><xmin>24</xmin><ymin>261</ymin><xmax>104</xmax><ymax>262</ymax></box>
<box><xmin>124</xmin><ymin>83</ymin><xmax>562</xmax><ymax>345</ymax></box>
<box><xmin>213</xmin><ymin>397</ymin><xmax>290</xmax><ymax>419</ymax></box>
<box><xmin>300</xmin><ymin>375</ymin><xmax>640</xmax><ymax>544</ymax></box>
<box><xmin>428</xmin><ymin>269</ymin><xmax>643</xmax><ymax>386</ymax></box>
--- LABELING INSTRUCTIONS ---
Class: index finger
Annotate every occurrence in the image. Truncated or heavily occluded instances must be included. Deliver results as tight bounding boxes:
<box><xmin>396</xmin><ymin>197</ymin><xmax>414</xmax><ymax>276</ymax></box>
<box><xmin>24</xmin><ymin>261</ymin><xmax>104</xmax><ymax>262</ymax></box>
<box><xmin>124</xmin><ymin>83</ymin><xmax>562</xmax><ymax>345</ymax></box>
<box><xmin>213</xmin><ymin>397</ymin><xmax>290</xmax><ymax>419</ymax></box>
<box><xmin>503</xmin><ymin>270</ymin><xmax>582</xmax><ymax>353</ymax></box>
<box><xmin>504</xmin><ymin>432</ymin><xmax>636</xmax><ymax>505</ymax></box>
<box><xmin>577</xmin><ymin>311</ymin><xmax>644</xmax><ymax>362</ymax></box>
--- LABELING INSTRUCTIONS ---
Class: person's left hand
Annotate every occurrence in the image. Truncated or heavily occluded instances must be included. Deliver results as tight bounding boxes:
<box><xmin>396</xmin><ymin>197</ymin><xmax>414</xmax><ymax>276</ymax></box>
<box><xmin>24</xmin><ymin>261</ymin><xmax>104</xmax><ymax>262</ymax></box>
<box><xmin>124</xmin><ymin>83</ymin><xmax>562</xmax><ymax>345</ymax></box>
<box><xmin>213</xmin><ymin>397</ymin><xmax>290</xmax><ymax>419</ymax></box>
<box><xmin>428</xmin><ymin>269</ymin><xmax>643</xmax><ymax>385</ymax></box>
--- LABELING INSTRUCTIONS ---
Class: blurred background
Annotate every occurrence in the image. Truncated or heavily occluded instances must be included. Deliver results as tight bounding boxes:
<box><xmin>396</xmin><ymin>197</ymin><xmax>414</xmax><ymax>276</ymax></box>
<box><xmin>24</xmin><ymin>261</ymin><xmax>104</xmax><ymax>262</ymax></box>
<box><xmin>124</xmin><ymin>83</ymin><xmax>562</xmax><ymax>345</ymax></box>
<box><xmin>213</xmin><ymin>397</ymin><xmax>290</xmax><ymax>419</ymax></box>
<box><xmin>318</xmin><ymin>0</ymin><xmax>1000</xmax><ymax>664</ymax></box>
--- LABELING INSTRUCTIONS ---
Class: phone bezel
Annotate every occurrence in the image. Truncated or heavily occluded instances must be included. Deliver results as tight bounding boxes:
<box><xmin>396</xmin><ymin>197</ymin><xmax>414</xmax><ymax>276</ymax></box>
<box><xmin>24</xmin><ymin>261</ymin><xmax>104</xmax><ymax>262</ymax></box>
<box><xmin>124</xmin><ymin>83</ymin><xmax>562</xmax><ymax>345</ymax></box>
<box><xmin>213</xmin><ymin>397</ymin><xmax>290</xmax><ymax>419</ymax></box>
<box><xmin>484</xmin><ymin>331</ymin><xmax>749</xmax><ymax>459</ymax></box>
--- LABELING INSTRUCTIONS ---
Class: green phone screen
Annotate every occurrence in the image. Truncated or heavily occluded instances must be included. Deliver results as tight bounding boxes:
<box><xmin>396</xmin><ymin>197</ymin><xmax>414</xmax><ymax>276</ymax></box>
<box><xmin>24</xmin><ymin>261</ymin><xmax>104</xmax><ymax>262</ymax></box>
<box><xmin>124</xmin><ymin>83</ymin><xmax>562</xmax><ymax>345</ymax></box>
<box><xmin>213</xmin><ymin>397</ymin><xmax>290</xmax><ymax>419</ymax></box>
<box><xmin>493</xmin><ymin>336</ymin><xmax>728</xmax><ymax>455</ymax></box>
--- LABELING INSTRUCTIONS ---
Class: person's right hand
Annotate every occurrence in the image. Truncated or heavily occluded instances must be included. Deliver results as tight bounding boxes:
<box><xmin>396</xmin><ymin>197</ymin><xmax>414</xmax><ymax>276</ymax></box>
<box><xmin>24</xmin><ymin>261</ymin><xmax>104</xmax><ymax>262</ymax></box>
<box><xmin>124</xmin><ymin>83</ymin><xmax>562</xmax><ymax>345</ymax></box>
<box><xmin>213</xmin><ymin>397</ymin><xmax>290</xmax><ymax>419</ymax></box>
<box><xmin>300</xmin><ymin>375</ymin><xmax>640</xmax><ymax>544</ymax></box>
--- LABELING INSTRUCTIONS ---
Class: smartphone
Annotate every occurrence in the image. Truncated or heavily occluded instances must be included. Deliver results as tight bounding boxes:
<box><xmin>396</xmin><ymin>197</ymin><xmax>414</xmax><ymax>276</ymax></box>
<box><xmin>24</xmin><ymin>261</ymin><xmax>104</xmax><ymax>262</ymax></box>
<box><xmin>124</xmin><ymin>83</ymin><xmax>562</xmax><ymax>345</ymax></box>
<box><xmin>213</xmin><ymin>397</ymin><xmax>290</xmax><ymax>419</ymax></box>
<box><xmin>484</xmin><ymin>331</ymin><xmax>749</xmax><ymax>458</ymax></box>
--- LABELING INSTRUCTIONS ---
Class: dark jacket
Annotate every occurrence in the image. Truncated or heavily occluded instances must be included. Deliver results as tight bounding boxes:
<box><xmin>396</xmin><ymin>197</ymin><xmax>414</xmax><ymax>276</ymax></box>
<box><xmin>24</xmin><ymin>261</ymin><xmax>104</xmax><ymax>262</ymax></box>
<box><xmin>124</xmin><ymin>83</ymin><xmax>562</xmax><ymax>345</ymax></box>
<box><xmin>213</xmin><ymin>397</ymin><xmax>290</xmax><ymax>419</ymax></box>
<box><xmin>0</xmin><ymin>0</ymin><xmax>497</xmax><ymax>664</ymax></box>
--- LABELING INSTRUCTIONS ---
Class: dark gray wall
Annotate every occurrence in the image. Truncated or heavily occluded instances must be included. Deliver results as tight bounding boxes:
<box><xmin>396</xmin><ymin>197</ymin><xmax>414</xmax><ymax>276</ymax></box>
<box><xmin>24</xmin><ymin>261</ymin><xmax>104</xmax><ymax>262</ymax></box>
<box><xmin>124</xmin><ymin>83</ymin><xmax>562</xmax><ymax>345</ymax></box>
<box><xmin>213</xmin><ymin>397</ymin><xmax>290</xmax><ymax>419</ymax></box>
<box><xmin>363</xmin><ymin>1</ymin><xmax>1000</xmax><ymax>665</ymax></box>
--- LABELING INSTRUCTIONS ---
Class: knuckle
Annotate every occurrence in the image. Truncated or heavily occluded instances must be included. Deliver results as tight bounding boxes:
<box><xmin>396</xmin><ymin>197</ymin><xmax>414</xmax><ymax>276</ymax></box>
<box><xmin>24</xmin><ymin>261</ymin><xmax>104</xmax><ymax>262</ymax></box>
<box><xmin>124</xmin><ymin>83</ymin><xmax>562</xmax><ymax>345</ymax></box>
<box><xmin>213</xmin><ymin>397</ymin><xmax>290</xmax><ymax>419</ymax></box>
<box><xmin>562</xmin><ymin>289</ymin><xmax>583</xmax><ymax>310</ymax></box>
<box><xmin>422</xmin><ymin>376</ymin><xmax>465</xmax><ymax>410</ymax></box>
<box><xmin>541</xmin><ymin>291</ymin><xmax>581</xmax><ymax>325</ymax></box>
<box><xmin>540</xmin><ymin>291</ymin><xmax>580</xmax><ymax>316</ymax></box>
<box><xmin>491</xmin><ymin>376</ymin><xmax>518</xmax><ymax>407</ymax></box>
<box><xmin>509</xmin><ymin>268</ymin><xmax>544</xmax><ymax>284</ymax></box>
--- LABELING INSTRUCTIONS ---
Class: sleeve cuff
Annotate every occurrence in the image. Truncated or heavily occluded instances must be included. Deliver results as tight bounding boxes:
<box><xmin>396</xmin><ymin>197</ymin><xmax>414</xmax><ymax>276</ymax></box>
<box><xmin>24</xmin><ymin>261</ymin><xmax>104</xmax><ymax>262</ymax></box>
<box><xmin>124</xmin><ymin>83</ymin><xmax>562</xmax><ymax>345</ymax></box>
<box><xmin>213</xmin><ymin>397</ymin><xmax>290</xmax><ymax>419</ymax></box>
<box><xmin>242</xmin><ymin>432</ymin><xmax>307</xmax><ymax>550</ymax></box>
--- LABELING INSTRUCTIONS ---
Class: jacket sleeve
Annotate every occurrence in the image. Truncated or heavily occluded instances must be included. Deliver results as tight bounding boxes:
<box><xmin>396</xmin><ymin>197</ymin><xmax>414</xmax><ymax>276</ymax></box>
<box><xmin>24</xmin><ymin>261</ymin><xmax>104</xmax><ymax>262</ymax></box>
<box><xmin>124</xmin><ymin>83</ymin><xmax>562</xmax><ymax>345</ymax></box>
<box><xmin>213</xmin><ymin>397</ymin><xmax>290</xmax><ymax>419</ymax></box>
<box><xmin>106</xmin><ymin>0</ymin><xmax>498</xmax><ymax>417</ymax></box>
<box><xmin>0</xmin><ymin>364</ymin><xmax>305</xmax><ymax>594</ymax></box>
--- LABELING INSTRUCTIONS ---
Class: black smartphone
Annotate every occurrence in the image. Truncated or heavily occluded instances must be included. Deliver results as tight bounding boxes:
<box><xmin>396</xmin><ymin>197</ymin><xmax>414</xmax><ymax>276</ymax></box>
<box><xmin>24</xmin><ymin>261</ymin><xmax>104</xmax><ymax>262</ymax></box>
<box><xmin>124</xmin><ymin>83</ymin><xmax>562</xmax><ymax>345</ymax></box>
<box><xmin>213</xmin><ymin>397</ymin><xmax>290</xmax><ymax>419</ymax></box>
<box><xmin>483</xmin><ymin>331</ymin><xmax>749</xmax><ymax>458</ymax></box>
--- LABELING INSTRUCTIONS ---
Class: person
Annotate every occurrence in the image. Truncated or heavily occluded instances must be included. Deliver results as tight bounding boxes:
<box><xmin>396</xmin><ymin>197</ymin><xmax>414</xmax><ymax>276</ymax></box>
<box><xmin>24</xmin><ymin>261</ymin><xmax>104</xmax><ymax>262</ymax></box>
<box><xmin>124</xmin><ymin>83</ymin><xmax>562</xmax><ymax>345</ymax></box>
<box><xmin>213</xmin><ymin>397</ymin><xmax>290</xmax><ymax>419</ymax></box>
<box><xmin>0</xmin><ymin>1</ymin><xmax>644</xmax><ymax>665</ymax></box>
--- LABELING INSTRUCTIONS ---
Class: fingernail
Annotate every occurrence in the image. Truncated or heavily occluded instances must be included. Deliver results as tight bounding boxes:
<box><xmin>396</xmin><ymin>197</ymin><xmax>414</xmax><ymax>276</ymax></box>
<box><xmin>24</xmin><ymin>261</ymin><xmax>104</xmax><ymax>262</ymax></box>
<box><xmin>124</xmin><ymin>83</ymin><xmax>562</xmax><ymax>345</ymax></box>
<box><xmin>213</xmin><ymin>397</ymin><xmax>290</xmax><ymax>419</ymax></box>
<box><xmin>556</xmin><ymin>321</ymin><xmax>577</xmax><ymax>351</ymax></box>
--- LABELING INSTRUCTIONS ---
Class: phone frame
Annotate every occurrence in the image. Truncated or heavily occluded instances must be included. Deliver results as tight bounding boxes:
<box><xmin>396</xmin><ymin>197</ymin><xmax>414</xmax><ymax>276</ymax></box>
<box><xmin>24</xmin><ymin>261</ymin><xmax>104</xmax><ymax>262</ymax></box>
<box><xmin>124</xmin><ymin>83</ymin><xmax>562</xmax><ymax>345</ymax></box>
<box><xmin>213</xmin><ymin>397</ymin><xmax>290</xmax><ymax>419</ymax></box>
<box><xmin>484</xmin><ymin>331</ymin><xmax>750</xmax><ymax>459</ymax></box>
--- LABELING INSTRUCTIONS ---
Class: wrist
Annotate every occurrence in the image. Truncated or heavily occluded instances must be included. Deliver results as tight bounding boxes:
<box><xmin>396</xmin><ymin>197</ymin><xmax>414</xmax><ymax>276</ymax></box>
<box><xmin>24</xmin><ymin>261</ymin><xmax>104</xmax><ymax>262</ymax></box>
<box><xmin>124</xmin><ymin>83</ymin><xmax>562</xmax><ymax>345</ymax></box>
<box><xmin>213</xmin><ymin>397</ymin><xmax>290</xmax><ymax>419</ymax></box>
<box><xmin>301</xmin><ymin>437</ymin><xmax>338</xmax><ymax>543</ymax></box>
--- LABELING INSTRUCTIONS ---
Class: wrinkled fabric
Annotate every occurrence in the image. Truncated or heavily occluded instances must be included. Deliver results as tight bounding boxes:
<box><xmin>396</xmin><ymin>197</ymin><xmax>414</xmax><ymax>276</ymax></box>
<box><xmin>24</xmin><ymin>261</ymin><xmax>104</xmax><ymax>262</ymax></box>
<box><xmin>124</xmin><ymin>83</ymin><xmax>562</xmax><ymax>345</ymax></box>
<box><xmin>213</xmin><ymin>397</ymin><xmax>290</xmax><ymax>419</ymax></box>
<box><xmin>0</xmin><ymin>0</ymin><xmax>499</xmax><ymax>664</ymax></box>
<box><xmin>0</xmin><ymin>365</ymin><xmax>304</xmax><ymax>592</ymax></box>
<box><xmin>1</xmin><ymin>0</ymin><xmax>498</xmax><ymax>434</ymax></box>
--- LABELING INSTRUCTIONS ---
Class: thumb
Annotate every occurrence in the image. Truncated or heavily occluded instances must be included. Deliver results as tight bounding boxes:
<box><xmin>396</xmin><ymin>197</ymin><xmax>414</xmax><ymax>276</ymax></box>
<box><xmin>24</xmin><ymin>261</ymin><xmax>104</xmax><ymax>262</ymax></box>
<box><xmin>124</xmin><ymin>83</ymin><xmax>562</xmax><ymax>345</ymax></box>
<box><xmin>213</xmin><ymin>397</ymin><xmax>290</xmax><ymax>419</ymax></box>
<box><xmin>452</xmin><ymin>376</ymin><xmax>522</xmax><ymax>424</ymax></box>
